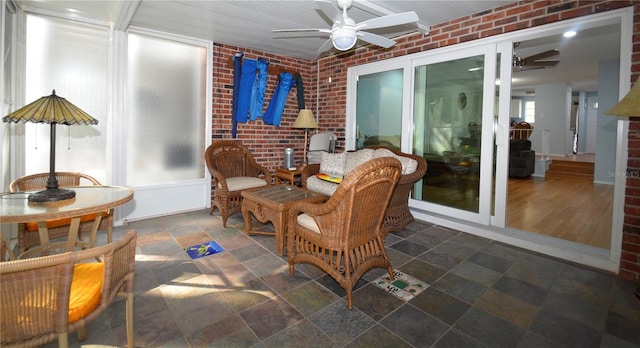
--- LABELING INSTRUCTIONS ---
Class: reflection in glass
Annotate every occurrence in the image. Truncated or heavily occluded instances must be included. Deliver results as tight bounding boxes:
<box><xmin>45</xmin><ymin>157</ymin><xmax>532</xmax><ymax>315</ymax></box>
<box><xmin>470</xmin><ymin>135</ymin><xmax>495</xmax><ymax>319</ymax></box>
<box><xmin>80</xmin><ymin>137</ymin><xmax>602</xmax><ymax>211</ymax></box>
<box><xmin>355</xmin><ymin>69</ymin><xmax>403</xmax><ymax>150</ymax></box>
<box><xmin>414</xmin><ymin>56</ymin><xmax>484</xmax><ymax>212</ymax></box>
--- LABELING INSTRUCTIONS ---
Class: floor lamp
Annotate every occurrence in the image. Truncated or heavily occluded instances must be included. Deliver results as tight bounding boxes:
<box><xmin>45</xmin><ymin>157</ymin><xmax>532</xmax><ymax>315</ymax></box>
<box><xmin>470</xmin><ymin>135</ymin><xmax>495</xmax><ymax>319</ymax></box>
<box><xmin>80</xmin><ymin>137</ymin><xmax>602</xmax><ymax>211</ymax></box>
<box><xmin>606</xmin><ymin>80</ymin><xmax>640</xmax><ymax>300</ymax></box>
<box><xmin>292</xmin><ymin>109</ymin><xmax>319</xmax><ymax>167</ymax></box>
<box><xmin>3</xmin><ymin>90</ymin><xmax>99</xmax><ymax>202</ymax></box>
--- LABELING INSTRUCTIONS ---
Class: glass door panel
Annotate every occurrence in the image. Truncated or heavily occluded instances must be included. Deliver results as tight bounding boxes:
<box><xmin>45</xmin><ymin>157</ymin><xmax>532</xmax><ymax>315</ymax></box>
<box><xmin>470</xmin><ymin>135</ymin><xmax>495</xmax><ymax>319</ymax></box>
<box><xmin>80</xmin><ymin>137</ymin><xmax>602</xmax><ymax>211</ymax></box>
<box><xmin>355</xmin><ymin>69</ymin><xmax>403</xmax><ymax>150</ymax></box>
<box><xmin>414</xmin><ymin>56</ymin><xmax>485</xmax><ymax>213</ymax></box>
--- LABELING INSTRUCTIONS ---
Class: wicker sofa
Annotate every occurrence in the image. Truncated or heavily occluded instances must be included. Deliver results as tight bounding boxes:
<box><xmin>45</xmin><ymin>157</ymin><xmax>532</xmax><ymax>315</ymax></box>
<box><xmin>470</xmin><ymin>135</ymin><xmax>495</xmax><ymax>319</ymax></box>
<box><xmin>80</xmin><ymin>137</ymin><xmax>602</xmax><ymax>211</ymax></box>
<box><xmin>301</xmin><ymin>146</ymin><xmax>427</xmax><ymax>235</ymax></box>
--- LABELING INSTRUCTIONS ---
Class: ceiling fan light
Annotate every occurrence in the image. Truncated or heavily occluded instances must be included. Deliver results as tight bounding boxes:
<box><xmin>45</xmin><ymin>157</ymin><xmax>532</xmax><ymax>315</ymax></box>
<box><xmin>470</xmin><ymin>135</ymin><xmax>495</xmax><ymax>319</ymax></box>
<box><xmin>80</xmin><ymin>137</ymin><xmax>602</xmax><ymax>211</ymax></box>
<box><xmin>332</xmin><ymin>28</ymin><xmax>357</xmax><ymax>51</ymax></box>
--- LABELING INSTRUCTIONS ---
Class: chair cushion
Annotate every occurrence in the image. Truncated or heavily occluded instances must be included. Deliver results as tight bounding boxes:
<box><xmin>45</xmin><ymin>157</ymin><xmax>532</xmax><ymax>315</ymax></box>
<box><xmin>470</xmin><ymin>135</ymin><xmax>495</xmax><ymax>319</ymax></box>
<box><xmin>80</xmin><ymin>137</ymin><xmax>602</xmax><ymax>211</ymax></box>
<box><xmin>344</xmin><ymin>148</ymin><xmax>374</xmax><ymax>174</ymax></box>
<box><xmin>373</xmin><ymin>148</ymin><xmax>418</xmax><ymax>175</ymax></box>
<box><xmin>320</xmin><ymin>152</ymin><xmax>346</xmax><ymax>177</ymax></box>
<box><xmin>306</xmin><ymin>176</ymin><xmax>338</xmax><ymax>196</ymax></box>
<box><xmin>223</xmin><ymin>177</ymin><xmax>267</xmax><ymax>191</ymax></box>
<box><xmin>297</xmin><ymin>213</ymin><xmax>320</xmax><ymax>233</ymax></box>
<box><xmin>25</xmin><ymin>211</ymin><xmax>109</xmax><ymax>233</ymax></box>
<box><xmin>68</xmin><ymin>263</ymin><xmax>104</xmax><ymax>323</ymax></box>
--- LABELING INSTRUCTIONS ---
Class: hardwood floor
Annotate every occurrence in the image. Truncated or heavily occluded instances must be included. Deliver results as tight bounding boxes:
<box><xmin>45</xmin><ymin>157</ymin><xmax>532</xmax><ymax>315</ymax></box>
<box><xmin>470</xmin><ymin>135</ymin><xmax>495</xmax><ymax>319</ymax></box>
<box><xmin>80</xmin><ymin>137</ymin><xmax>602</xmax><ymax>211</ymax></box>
<box><xmin>421</xmin><ymin>153</ymin><xmax>613</xmax><ymax>249</ymax></box>
<box><xmin>506</xmin><ymin>176</ymin><xmax>613</xmax><ymax>249</ymax></box>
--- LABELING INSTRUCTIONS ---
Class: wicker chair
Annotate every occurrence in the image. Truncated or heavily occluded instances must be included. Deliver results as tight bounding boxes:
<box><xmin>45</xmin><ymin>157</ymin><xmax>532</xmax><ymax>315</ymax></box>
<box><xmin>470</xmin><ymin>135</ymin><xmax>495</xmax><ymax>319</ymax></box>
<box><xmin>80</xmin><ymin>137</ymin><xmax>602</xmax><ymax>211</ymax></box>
<box><xmin>0</xmin><ymin>230</ymin><xmax>137</xmax><ymax>348</ymax></box>
<box><xmin>287</xmin><ymin>157</ymin><xmax>402</xmax><ymax>309</ymax></box>
<box><xmin>301</xmin><ymin>146</ymin><xmax>427</xmax><ymax>235</ymax></box>
<box><xmin>205</xmin><ymin>141</ymin><xmax>272</xmax><ymax>227</ymax></box>
<box><xmin>10</xmin><ymin>172</ymin><xmax>114</xmax><ymax>253</ymax></box>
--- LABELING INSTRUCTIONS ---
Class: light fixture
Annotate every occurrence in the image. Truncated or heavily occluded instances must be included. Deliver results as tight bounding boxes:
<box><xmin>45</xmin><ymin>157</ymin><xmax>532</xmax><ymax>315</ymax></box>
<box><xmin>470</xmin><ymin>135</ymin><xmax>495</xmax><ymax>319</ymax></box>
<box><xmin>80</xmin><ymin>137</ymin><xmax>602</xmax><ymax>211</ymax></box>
<box><xmin>292</xmin><ymin>109</ymin><xmax>319</xmax><ymax>166</ymax></box>
<box><xmin>3</xmin><ymin>90</ymin><xmax>99</xmax><ymax>202</ymax></box>
<box><xmin>332</xmin><ymin>26</ymin><xmax>357</xmax><ymax>51</ymax></box>
<box><xmin>606</xmin><ymin>80</ymin><xmax>640</xmax><ymax>117</ymax></box>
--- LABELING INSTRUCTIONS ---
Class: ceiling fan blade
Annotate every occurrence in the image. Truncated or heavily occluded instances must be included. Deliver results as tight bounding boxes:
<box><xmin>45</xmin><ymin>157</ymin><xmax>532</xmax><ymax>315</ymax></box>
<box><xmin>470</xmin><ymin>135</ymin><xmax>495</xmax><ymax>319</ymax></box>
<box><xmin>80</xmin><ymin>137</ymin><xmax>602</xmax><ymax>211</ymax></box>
<box><xmin>272</xmin><ymin>28</ymin><xmax>331</xmax><ymax>34</ymax></box>
<box><xmin>317</xmin><ymin>38</ymin><xmax>334</xmax><ymax>54</ymax></box>
<box><xmin>358</xmin><ymin>31</ymin><xmax>396</xmax><ymax>48</ymax></box>
<box><xmin>315</xmin><ymin>0</ymin><xmax>342</xmax><ymax>24</ymax></box>
<box><xmin>355</xmin><ymin>11</ymin><xmax>419</xmax><ymax>31</ymax></box>
<box><xmin>523</xmin><ymin>60</ymin><xmax>559</xmax><ymax>67</ymax></box>
<box><xmin>523</xmin><ymin>49</ymin><xmax>559</xmax><ymax>62</ymax></box>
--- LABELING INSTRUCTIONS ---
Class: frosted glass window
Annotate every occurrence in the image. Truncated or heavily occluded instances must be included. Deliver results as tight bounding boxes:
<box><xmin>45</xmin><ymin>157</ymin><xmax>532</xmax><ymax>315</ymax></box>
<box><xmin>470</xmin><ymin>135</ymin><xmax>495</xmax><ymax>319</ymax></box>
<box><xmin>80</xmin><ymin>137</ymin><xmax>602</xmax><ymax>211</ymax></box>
<box><xmin>24</xmin><ymin>15</ymin><xmax>108</xmax><ymax>183</ymax></box>
<box><xmin>127</xmin><ymin>33</ymin><xmax>206</xmax><ymax>186</ymax></box>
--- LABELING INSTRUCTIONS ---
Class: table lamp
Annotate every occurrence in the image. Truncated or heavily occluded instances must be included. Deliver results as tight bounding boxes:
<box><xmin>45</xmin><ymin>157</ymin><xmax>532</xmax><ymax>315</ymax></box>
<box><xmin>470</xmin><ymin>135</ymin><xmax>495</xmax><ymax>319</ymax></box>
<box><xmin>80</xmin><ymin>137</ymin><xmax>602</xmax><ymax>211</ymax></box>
<box><xmin>606</xmin><ymin>80</ymin><xmax>640</xmax><ymax>118</ymax></box>
<box><xmin>606</xmin><ymin>79</ymin><xmax>640</xmax><ymax>300</ymax></box>
<box><xmin>292</xmin><ymin>109</ymin><xmax>319</xmax><ymax>166</ymax></box>
<box><xmin>2</xmin><ymin>90</ymin><xmax>99</xmax><ymax>202</ymax></box>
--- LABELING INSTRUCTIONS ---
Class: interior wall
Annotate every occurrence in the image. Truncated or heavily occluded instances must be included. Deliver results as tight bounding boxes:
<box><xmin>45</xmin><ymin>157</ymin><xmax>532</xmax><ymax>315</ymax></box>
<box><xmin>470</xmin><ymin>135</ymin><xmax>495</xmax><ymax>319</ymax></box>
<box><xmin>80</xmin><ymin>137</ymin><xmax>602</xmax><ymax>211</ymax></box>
<box><xmin>534</xmin><ymin>83</ymin><xmax>571</xmax><ymax>155</ymax></box>
<box><xmin>594</xmin><ymin>59</ymin><xmax>619</xmax><ymax>184</ymax></box>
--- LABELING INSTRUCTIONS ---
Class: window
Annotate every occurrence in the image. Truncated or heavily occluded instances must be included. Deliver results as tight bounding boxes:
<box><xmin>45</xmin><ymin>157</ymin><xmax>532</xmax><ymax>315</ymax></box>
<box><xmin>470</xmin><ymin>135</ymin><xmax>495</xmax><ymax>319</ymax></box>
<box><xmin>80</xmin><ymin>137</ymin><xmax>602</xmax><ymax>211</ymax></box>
<box><xmin>524</xmin><ymin>100</ymin><xmax>535</xmax><ymax>123</ymax></box>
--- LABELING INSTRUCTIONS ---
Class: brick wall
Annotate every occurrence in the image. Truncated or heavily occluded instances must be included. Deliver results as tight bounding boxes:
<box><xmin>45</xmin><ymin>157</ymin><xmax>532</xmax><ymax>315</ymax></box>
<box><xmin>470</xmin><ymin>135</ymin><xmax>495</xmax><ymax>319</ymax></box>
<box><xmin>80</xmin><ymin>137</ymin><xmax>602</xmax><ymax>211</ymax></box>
<box><xmin>211</xmin><ymin>44</ymin><xmax>315</xmax><ymax>170</ymax></box>
<box><xmin>211</xmin><ymin>1</ymin><xmax>640</xmax><ymax>280</ymax></box>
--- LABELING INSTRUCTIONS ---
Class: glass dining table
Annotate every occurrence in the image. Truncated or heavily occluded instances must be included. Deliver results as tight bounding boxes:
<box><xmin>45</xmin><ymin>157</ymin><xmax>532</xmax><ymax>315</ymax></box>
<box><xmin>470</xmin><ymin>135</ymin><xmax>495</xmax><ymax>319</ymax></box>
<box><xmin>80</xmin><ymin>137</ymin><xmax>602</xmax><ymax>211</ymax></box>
<box><xmin>1</xmin><ymin>185</ymin><xmax>134</xmax><ymax>259</ymax></box>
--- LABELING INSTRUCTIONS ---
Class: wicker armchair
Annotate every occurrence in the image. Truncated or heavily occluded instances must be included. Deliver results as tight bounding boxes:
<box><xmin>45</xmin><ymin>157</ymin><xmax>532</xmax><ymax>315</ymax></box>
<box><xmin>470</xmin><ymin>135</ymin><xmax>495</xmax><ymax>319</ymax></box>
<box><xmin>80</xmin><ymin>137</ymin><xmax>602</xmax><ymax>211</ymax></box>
<box><xmin>205</xmin><ymin>141</ymin><xmax>272</xmax><ymax>227</ymax></box>
<box><xmin>301</xmin><ymin>146</ymin><xmax>427</xmax><ymax>235</ymax></box>
<box><xmin>10</xmin><ymin>172</ymin><xmax>114</xmax><ymax>253</ymax></box>
<box><xmin>0</xmin><ymin>230</ymin><xmax>137</xmax><ymax>348</ymax></box>
<box><xmin>287</xmin><ymin>157</ymin><xmax>402</xmax><ymax>309</ymax></box>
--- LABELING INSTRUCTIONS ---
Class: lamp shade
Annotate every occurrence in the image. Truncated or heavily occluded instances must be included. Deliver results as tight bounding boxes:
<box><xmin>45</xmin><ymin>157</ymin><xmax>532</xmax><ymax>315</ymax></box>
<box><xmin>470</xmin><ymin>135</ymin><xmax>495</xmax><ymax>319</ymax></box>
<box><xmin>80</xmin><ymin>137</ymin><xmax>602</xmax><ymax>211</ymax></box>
<box><xmin>3</xmin><ymin>90</ymin><xmax>99</xmax><ymax>125</ymax></box>
<box><xmin>606</xmin><ymin>81</ymin><xmax>640</xmax><ymax>117</ymax></box>
<box><xmin>292</xmin><ymin>109</ymin><xmax>319</xmax><ymax>129</ymax></box>
<box><xmin>3</xmin><ymin>90</ymin><xmax>98</xmax><ymax>202</ymax></box>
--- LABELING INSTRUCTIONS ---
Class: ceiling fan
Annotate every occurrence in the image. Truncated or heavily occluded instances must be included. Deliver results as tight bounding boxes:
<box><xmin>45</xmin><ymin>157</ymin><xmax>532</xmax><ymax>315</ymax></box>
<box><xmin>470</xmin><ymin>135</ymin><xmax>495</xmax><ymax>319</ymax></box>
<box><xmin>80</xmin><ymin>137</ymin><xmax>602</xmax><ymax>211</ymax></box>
<box><xmin>512</xmin><ymin>42</ymin><xmax>560</xmax><ymax>72</ymax></box>
<box><xmin>273</xmin><ymin>0</ymin><xmax>419</xmax><ymax>54</ymax></box>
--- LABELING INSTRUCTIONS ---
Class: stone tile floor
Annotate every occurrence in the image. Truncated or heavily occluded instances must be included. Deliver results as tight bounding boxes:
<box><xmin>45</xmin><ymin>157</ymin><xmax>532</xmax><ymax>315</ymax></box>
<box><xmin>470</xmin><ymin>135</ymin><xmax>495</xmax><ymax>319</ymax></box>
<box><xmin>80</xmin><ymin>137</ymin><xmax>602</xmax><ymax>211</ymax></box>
<box><xmin>48</xmin><ymin>209</ymin><xmax>640</xmax><ymax>347</ymax></box>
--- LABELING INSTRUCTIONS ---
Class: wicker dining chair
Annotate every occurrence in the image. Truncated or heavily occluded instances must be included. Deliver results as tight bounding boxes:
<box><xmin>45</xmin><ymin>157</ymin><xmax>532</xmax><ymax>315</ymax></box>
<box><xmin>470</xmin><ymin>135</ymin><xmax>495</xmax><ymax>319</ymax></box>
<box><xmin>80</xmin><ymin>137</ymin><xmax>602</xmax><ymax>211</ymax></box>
<box><xmin>0</xmin><ymin>230</ymin><xmax>137</xmax><ymax>348</ymax></box>
<box><xmin>287</xmin><ymin>157</ymin><xmax>402</xmax><ymax>309</ymax></box>
<box><xmin>10</xmin><ymin>172</ymin><xmax>114</xmax><ymax>253</ymax></box>
<box><xmin>205</xmin><ymin>141</ymin><xmax>272</xmax><ymax>227</ymax></box>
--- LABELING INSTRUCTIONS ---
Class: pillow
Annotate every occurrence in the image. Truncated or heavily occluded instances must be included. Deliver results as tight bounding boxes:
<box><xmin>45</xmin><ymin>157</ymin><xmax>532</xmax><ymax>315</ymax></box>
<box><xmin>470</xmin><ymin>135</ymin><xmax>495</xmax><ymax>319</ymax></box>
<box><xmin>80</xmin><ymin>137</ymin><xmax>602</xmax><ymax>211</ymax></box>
<box><xmin>316</xmin><ymin>173</ymin><xmax>342</xmax><ymax>184</ymax></box>
<box><xmin>374</xmin><ymin>148</ymin><xmax>418</xmax><ymax>175</ymax></box>
<box><xmin>344</xmin><ymin>148</ymin><xmax>374</xmax><ymax>173</ymax></box>
<box><xmin>320</xmin><ymin>152</ymin><xmax>346</xmax><ymax>177</ymax></box>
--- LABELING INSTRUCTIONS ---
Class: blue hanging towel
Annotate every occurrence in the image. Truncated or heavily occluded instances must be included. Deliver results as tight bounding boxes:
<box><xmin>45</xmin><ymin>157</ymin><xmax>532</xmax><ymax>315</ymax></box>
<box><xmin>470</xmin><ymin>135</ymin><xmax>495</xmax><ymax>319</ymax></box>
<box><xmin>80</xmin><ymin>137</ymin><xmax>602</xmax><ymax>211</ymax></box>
<box><xmin>263</xmin><ymin>72</ymin><xmax>295</xmax><ymax>126</ymax></box>
<box><xmin>236</xmin><ymin>58</ymin><xmax>257</xmax><ymax>123</ymax></box>
<box><xmin>231</xmin><ymin>52</ymin><xmax>243</xmax><ymax>138</ymax></box>
<box><xmin>249</xmin><ymin>58</ymin><xmax>269</xmax><ymax>121</ymax></box>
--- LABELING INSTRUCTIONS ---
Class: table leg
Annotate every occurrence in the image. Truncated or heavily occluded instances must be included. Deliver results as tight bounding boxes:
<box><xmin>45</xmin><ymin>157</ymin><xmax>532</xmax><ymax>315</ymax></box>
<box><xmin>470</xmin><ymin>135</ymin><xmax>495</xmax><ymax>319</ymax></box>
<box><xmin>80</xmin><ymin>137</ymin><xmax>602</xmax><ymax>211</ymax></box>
<box><xmin>37</xmin><ymin>221</ymin><xmax>51</xmax><ymax>256</ymax></box>
<box><xmin>242</xmin><ymin>201</ymin><xmax>253</xmax><ymax>235</ymax></box>
<box><xmin>65</xmin><ymin>217</ymin><xmax>82</xmax><ymax>252</ymax></box>
<box><xmin>88</xmin><ymin>214</ymin><xmax>104</xmax><ymax>248</ymax></box>
<box><xmin>1</xmin><ymin>230</ymin><xmax>15</xmax><ymax>261</ymax></box>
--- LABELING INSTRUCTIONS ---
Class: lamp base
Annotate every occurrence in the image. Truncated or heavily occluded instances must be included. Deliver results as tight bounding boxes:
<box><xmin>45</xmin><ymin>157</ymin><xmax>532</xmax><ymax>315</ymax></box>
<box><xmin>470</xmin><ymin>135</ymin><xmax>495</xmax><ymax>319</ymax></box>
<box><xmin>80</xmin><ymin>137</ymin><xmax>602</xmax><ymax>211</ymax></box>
<box><xmin>28</xmin><ymin>188</ymin><xmax>76</xmax><ymax>203</ymax></box>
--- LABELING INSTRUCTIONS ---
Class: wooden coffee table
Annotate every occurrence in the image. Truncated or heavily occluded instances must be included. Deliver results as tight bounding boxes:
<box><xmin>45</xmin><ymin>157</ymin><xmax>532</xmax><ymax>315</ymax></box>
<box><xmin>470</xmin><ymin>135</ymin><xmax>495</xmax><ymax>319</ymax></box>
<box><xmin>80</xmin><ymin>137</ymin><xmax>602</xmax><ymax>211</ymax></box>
<box><xmin>241</xmin><ymin>184</ymin><xmax>325</xmax><ymax>255</ymax></box>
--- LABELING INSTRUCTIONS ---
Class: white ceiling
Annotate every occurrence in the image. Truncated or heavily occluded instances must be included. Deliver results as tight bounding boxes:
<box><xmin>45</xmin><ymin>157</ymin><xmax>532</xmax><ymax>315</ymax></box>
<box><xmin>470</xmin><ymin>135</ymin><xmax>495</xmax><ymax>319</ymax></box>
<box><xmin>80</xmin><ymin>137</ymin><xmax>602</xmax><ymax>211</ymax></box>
<box><xmin>15</xmin><ymin>0</ymin><xmax>621</xmax><ymax>94</ymax></box>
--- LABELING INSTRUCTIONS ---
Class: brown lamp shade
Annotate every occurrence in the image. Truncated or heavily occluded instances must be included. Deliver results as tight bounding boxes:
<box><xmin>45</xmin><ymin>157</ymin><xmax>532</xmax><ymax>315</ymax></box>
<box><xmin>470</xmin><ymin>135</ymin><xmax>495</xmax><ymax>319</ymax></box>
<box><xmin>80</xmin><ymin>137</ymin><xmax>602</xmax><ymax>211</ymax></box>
<box><xmin>606</xmin><ymin>81</ymin><xmax>640</xmax><ymax>117</ymax></box>
<box><xmin>292</xmin><ymin>109</ymin><xmax>319</xmax><ymax>129</ymax></box>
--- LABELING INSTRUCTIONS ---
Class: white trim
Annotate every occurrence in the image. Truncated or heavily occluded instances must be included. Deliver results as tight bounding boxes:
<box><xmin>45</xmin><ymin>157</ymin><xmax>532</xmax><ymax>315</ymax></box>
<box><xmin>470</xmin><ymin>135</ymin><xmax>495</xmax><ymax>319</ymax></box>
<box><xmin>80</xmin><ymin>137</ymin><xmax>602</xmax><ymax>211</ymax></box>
<box><xmin>347</xmin><ymin>7</ymin><xmax>632</xmax><ymax>272</ymax></box>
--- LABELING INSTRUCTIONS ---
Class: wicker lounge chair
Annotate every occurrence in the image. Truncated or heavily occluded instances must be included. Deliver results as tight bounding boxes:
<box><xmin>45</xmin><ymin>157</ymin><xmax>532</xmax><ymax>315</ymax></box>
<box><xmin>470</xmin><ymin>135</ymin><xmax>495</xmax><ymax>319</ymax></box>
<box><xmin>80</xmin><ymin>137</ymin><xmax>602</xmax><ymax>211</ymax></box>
<box><xmin>287</xmin><ymin>157</ymin><xmax>402</xmax><ymax>309</ymax></box>
<box><xmin>0</xmin><ymin>230</ymin><xmax>137</xmax><ymax>348</ymax></box>
<box><xmin>10</xmin><ymin>172</ymin><xmax>114</xmax><ymax>253</ymax></box>
<box><xmin>205</xmin><ymin>141</ymin><xmax>272</xmax><ymax>227</ymax></box>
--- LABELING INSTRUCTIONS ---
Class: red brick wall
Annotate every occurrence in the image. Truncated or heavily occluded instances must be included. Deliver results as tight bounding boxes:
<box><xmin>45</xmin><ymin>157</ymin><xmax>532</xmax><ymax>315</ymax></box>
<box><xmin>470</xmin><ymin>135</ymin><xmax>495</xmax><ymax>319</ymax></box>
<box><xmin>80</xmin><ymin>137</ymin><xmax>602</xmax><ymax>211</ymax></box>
<box><xmin>211</xmin><ymin>1</ymin><xmax>640</xmax><ymax>280</ymax></box>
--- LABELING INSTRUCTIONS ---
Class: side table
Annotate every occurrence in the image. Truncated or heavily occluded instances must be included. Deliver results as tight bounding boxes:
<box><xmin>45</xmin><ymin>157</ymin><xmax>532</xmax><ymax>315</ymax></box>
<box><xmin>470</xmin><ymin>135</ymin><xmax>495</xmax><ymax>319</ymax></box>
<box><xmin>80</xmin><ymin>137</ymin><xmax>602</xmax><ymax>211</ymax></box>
<box><xmin>275</xmin><ymin>167</ymin><xmax>303</xmax><ymax>187</ymax></box>
<box><xmin>241</xmin><ymin>185</ymin><xmax>325</xmax><ymax>255</ymax></box>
